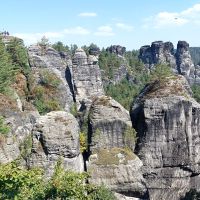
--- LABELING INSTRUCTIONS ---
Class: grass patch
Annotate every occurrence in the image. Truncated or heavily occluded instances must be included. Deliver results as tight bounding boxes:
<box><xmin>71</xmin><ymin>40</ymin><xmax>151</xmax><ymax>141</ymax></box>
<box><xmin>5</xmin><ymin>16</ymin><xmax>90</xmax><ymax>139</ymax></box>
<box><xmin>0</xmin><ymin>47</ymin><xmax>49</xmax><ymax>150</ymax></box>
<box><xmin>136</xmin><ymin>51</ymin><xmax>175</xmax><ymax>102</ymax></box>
<box><xmin>93</xmin><ymin>147</ymin><xmax>136</xmax><ymax>166</ymax></box>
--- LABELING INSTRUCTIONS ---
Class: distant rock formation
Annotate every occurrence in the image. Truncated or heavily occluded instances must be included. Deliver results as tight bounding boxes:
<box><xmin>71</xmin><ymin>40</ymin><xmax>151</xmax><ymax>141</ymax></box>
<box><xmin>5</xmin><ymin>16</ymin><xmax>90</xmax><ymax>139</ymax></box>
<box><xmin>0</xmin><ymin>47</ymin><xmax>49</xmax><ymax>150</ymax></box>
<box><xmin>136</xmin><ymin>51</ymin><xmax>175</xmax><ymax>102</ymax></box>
<box><xmin>139</xmin><ymin>40</ymin><xmax>198</xmax><ymax>84</ymax></box>
<box><xmin>106</xmin><ymin>45</ymin><xmax>126</xmax><ymax>56</ymax></box>
<box><xmin>131</xmin><ymin>75</ymin><xmax>200</xmax><ymax>200</ymax></box>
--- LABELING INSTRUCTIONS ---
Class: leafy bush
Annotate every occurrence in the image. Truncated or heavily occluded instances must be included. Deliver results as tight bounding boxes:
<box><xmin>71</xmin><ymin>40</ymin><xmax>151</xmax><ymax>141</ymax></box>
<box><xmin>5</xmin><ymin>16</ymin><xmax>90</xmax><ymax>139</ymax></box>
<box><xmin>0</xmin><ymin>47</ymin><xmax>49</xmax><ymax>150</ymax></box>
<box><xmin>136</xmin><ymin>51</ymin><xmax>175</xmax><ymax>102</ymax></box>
<box><xmin>40</xmin><ymin>69</ymin><xmax>61</xmax><ymax>88</ymax></box>
<box><xmin>191</xmin><ymin>84</ymin><xmax>200</xmax><ymax>103</ymax></box>
<box><xmin>149</xmin><ymin>64</ymin><xmax>173</xmax><ymax>83</ymax></box>
<box><xmin>70</xmin><ymin>103</ymin><xmax>78</xmax><ymax>117</ymax></box>
<box><xmin>0</xmin><ymin>161</ymin><xmax>116</xmax><ymax>200</ymax></box>
<box><xmin>80</xmin><ymin>132</ymin><xmax>87</xmax><ymax>153</ymax></box>
<box><xmin>0</xmin><ymin>38</ymin><xmax>16</xmax><ymax>94</ymax></box>
<box><xmin>124</xmin><ymin>126</ymin><xmax>137</xmax><ymax>148</ymax></box>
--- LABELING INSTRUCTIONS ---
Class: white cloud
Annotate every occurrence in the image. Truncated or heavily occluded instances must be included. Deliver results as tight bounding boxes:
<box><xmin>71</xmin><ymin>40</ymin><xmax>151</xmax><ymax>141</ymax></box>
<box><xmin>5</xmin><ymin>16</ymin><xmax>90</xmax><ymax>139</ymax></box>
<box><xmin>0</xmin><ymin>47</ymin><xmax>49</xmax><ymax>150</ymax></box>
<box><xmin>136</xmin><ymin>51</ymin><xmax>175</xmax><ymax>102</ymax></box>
<box><xmin>13</xmin><ymin>26</ymin><xmax>90</xmax><ymax>44</ymax></box>
<box><xmin>94</xmin><ymin>26</ymin><xmax>115</xmax><ymax>36</ymax></box>
<box><xmin>116</xmin><ymin>23</ymin><xmax>134</xmax><ymax>31</ymax></box>
<box><xmin>64</xmin><ymin>26</ymin><xmax>90</xmax><ymax>35</ymax></box>
<box><xmin>143</xmin><ymin>3</ymin><xmax>200</xmax><ymax>29</ymax></box>
<box><xmin>78</xmin><ymin>12</ymin><xmax>97</xmax><ymax>17</ymax></box>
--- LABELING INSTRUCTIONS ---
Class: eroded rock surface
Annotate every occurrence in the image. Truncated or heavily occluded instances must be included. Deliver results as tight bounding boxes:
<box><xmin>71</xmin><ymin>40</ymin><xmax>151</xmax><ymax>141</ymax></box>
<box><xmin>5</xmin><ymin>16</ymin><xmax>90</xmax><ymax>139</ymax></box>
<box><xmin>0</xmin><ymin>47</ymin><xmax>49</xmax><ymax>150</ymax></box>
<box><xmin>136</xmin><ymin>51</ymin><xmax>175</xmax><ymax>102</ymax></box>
<box><xmin>131</xmin><ymin>75</ymin><xmax>200</xmax><ymax>200</ymax></box>
<box><xmin>28</xmin><ymin>45</ymin><xmax>74</xmax><ymax>111</ymax></box>
<box><xmin>28</xmin><ymin>111</ymin><xmax>84</xmax><ymax>177</ymax></box>
<box><xmin>72</xmin><ymin>48</ymin><xmax>104</xmax><ymax>105</ymax></box>
<box><xmin>87</xmin><ymin>96</ymin><xmax>148</xmax><ymax>199</ymax></box>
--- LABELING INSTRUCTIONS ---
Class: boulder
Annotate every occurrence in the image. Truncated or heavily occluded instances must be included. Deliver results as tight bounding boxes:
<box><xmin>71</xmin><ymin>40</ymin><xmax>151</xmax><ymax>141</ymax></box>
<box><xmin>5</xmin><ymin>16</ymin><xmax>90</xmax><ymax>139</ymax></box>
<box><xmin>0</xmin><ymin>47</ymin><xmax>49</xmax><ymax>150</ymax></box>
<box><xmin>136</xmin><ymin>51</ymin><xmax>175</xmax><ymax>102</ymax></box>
<box><xmin>106</xmin><ymin>45</ymin><xmax>126</xmax><ymax>56</ymax></box>
<box><xmin>28</xmin><ymin>111</ymin><xmax>84</xmax><ymax>177</ymax></box>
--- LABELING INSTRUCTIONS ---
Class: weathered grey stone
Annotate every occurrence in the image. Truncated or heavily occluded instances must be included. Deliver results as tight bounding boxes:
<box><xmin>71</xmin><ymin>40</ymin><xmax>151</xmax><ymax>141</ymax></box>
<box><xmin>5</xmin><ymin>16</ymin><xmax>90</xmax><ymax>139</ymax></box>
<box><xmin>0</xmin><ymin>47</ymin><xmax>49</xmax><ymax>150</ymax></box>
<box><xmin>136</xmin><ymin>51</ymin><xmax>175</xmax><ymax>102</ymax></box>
<box><xmin>28</xmin><ymin>111</ymin><xmax>84</xmax><ymax>177</ymax></box>
<box><xmin>131</xmin><ymin>75</ymin><xmax>200</xmax><ymax>200</ymax></box>
<box><xmin>176</xmin><ymin>41</ymin><xmax>195</xmax><ymax>77</ymax></box>
<box><xmin>89</xmin><ymin>96</ymin><xmax>133</xmax><ymax>151</ymax></box>
<box><xmin>72</xmin><ymin>48</ymin><xmax>104</xmax><ymax>106</ymax></box>
<box><xmin>87</xmin><ymin>96</ymin><xmax>148</xmax><ymax>199</ymax></box>
<box><xmin>139</xmin><ymin>41</ymin><xmax>176</xmax><ymax>71</ymax></box>
<box><xmin>28</xmin><ymin>45</ymin><xmax>74</xmax><ymax>111</ymax></box>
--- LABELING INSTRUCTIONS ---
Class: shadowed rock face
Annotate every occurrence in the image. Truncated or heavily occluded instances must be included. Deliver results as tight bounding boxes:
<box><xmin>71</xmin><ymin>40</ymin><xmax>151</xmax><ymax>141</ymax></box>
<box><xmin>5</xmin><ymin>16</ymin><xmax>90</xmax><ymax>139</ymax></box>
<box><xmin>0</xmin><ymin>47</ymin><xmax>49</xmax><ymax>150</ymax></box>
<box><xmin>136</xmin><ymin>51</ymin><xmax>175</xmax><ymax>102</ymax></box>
<box><xmin>139</xmin><ymin>40</ymin><xmax>197</xmax><ymax>84</ymax></box>
<box><xmin>106</xmin><ymin>45</ymin><xmax>126</xmax><ymax>56</ymax></box>
<box><xmin>87</xmin><ymin>96</ymin><xmax>149</xmax><ymax>199</ymax></box>
<box><xmin>139</xmin><ymin>41</ymin><xmax>176</xmax><ymax>71</ymax></box>
<box><xmin>131</xmin><ymin>75</ymin><xmax>200</xmax><ymax>200</ymax></box>
<box><xmin>28</xmin><ymin>111</ymin><xmax>84</xmax><ymax>177</ymax></box>
<box><xmin>72</xmin><ymin>48</ymin><xmax>104</xmax><ymax>106</ymax></box>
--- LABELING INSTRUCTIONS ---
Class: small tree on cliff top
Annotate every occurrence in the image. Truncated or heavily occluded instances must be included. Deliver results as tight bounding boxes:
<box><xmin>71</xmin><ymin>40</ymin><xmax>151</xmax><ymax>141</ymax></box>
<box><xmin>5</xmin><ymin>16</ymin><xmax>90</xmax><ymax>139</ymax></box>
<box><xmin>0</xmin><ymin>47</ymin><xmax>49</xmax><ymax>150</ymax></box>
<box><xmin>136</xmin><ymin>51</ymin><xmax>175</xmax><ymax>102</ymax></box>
<box><xmin>150</xmin><ymin>63</ymin><xmax>173</xmax><ymax>83</ymax></box>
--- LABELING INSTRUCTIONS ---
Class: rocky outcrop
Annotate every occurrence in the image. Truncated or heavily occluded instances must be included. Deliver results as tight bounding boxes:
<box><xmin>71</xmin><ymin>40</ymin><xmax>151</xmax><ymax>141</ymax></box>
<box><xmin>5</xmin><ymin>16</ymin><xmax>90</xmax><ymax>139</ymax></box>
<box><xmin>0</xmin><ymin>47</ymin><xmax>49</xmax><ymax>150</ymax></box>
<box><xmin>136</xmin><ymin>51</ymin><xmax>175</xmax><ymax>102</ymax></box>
<box><xmin>176</xmin><ymin>41</ymin><xmax>195</xmax><ymax>78</ymax></box>
<box><xmin>139</xmin><ymin>41</ymin><xmax>198</xmax><ymax>85</ymax></box>
<box><xmin>87</xmin><ymin>96</ymin><xmax>148</xmax><ymax>199</ymax></box>
<box><xmin>28</xmin><ymin>45</ymin><xmax>74</xmax><ymax>111</ymax></box>
<box><xmin>139</xmin><ymin>41</ymin><xmax>176</xmax><ymax>71</ymax></box>
<box><xmin>106</xmin><ymin>45</ymin><xmax>126</xmax><ymax>57</ymax></box>
<box><xmin>72</xmin><ymin>48</ymin><xmax>104</xmax><ymax>105</ymax></box>
<box><xmin>131</xmin><ymin>75</ymin><xmax>200</xmax><ymax>200</ymax></box>
<box><xmin>28</xmin><ymin>111</ymin><xmax>84</xmax><ymax>177</ymax></box>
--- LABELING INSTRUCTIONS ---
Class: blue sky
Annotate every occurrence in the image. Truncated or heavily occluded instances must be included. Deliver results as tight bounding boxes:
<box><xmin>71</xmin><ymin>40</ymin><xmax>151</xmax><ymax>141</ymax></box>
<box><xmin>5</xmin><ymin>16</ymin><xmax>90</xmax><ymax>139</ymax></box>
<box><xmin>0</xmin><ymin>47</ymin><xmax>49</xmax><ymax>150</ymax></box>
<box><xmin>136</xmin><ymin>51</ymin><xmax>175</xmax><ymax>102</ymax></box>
<box><xmin>1</xmin><ymin>0</ymin><xmax>200</xmax><ymax>49</ymax></box>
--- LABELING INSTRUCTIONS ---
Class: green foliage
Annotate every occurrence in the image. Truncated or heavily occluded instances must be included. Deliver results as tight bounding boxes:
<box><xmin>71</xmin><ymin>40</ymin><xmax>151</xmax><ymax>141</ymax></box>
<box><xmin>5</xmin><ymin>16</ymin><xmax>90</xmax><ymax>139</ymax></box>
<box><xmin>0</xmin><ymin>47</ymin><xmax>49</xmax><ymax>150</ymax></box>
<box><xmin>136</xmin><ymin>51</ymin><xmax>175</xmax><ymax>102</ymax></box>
<box><xmin>99</xmin><ymin>50</ymin><xmax>123</xmax><ymax>79</ymax></box>
<box><xmin>89</xmin><ymin>185</ymin><xmax>116</xmax><ymax>200</ymax></box>
<box><xmin>38</xmin><ymin>36</ymin><xmax>50</xmax><ymax>47</ymax></box>
<box><xmin>0</xmin><ymin>162</ymin><xmax>45</xmax><ymax>200</ymax></box>
<box><xmin>52</xmin><ymin>41</ymin><xmax>70</xmax><ymax>52</ymax></box>
<box><xmin>94</xmin><ymin>147</ymin><xmax>135</xmax><ymax>166</ymax></box>
<box><xmin>6</xmin><ymin>37</ymin><xmax>30</xmax><ymax>75</ymax></box>
<box><xmin>34</xmin><ymin>98</ymin><xmax>61</xmax><ymax>115</ymax></box>
<box><xmin>0</xmin><ymin>116</ymin><xmax>10</xmax><ymax>135</ymax></box>
<box><xmin>19</xmin><ymin>134</ymin><xmax>32</xmax><ymax>160</ymax></box>
<box><xmin>124</xmin><ymin>126</ymin><xmax>137</xmax><ymax>148</ymax></box>
<box><xmin>192</xmin><ymin>84</ymin><xmax>200</xmax><ymax>103</ymax></box>
<box><xmin>105</xmin><ymin>78</ymin><xmax>145</xmax><ymax>110</ymax></box>
<box><xmin>80</xmin><ymin>132</ymin><xmax>87</xmax><ymax>153</ymax></box>
<box><xmin>0</xmin><ymin>161</ymin><xmax>116</xmax><ymax>200</ymax></box>
<box><xmin>70</xmin><ymin>103</ymin><xmax>78</xmax><ymax>117</ymax></box>
<box><xmin>31</xmin><ymin>70</ymin><xmax>62</xmax><ymax>114</ymax></box>
<box><xmin>149</xmin><ymin>64</ymin><xmax>173</xmax><ymax>82</ymax></box>
<box><xmin>0</xmin><ymin>38</ymin><xmax>16</xmax><ymax>93</ymax></box>
<box><xmin>40</xmin><ymin>69</ymin><xmax>61</xmax><ymax>88</ymax></box>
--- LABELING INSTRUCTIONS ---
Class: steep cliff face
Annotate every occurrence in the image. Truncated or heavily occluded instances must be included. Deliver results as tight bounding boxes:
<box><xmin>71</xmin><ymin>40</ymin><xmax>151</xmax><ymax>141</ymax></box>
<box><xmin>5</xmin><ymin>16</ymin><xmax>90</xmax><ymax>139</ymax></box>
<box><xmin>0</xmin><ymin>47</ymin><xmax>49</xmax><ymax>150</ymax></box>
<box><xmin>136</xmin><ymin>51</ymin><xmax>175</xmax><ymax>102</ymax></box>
<box><xmin>28</xmin><ymin>45</ymin><xmax>74</xmax><ymax>111</ymax></box>
<box><xmin>72</xmin><ymin>48</ymin><xmax>104</xmax><ymax>105</ymax></box>
<box><xmin>28</xmin><ymin>111</ymin><xmax>84</xmax><ymax>177</ymax></box>
<box><xmin>139</xmin><ymin>41</ymin><xmax>197</xmax><ymax>84</ymax></box>
<box><xmin>139</xmin><ymin>41</ymin><xmax>177</xmax><ymax>71</ymax></box>
<box><xmin>87</xmin><ymin>96</ymin><xmax>148</xmax><ymax>199</ymax></box>
<box><xmin>176</xmin><ymin>41</ymin><xmax>195</xmax><ymax>80</ymax></box>
<box><xmin>131</xmin><ymin>75</ymin><xmax>200</xmax><ymax>200</ymax></box>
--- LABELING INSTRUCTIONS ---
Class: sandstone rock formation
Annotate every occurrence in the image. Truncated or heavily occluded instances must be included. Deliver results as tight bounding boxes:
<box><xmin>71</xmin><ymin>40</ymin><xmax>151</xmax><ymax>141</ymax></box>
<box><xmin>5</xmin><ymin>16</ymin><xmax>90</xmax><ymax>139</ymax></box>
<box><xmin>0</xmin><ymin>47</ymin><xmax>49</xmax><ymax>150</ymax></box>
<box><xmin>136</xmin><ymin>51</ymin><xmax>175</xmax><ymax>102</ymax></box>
<box><xmin>176</xmin><ymin>41</ymin><xmax>196</xmax><ymax>84</ymax></box>
<box><xmin>28</xmin><ymin>45</ymin><xmax>74</xmax><ymax>111</ymax></box>
<box><xmin>72</xmin><ymin>48</ymin><xmax>104</xmax><ymax>105</ymax></box>
<box><xmin>131</xmin><ymin>75</ymin><xmax>200</xmax><ymax>200</ymax></box>
<box><xmin>139</xmin><ymin>41</ymin><xmax>197</xmax><ymax>85</ymax></box>
<box><xmin>87</xmin><ymin>96</ymin><xmax>148</xmax><ymax>199</ymax></box>
<box><xmin>139</xmin><ymin>41</ymin><xmax>176</xmax><ymax>71</ymax></box>
<box><xmin>106</xmin><ymin>45</ymin><xmax>126</xmax><ymax>57</ymax></box>
<box><xmin>28</xmin><ymin>111</ymin><xmax>84</xmax><ymax>177</ymax></box>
